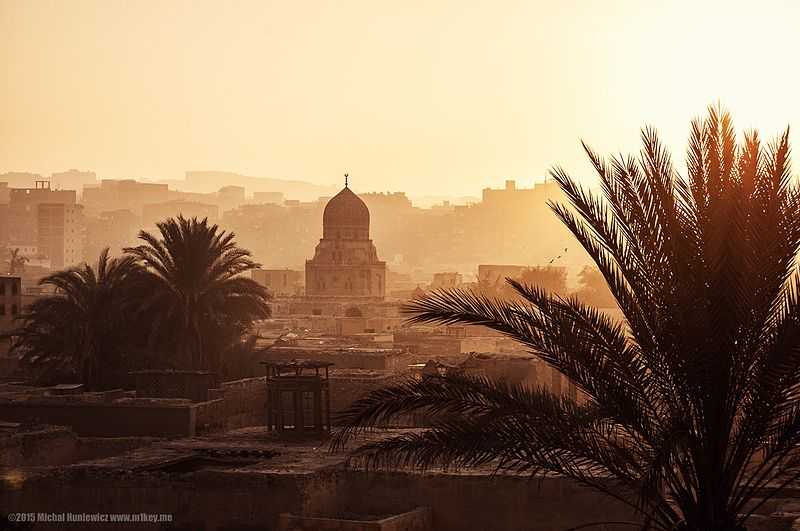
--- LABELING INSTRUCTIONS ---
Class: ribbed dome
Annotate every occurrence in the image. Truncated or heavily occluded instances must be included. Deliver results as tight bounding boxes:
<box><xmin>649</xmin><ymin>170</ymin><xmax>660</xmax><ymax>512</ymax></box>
<box><xmin>323</xmin><ymin>186</ymin><xmax>370</xmax><ymax>228</ymax></box>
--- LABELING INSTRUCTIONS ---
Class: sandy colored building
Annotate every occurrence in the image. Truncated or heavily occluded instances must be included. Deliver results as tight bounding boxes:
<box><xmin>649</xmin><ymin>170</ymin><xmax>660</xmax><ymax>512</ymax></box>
<box><xmin>305</xmin><ymin>182</ymin><xmax>386</xmax><ymax>299</ymax></box>
<box><xmin>37</xmin><ymin>203</ymin><xmax>84</xmax><ymax>269</ymax></box>
<box><xmin>251</xmin><ymin>268</ymin><xmax>304</xmax><ymax>297</ymax></box>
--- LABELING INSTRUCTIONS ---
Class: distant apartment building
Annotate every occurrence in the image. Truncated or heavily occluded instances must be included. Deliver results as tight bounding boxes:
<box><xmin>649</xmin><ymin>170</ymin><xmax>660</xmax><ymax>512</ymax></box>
<box><xmin>38</xmin><ymin>203</ymin><xmax>84</xmax><ymax>269</ymax></box>
<box><xmin>83</xmin><ymin>209</ymin><xmax>141</xmax><ymax>261</ymax></box>
<box><xmin>141</xmin><ymin>200</ymin><xmax>219</xmax><ymax>228</ymax></box>
<box><xmin>252</xmin><ymin>191</ymin><xmax>284</xmax><ymax>205</ymax></box>
<box><xmin>252</xmin><ymin>269</ymin><xmax>304</xmax><ymax>297</ymax></box>
<box><xmin>431</xmin><ymin>272</ymin><xmax>463</xmax><ymax>290</ymax></box>
<box><xmin>82</xmin><ymin>179</ymin><xmax>169</xmax><ymax>215</ymax></box>
<box><xmin>50</xmin><ymin>169</ymin><xmax>97</xmax><ymax>198</ymax></box>
<box><xmin>7</xmin><ymin>182</ymin><xmax>77</xmax><ymax>249</ymax></box>
<box><xmin>0</xmin><ymin>276</ymin><xmax>22</xmax><ymax>334</ymax></box>
<box><xmin>480</xmin><ymin>179</ymin><xmax>563</xmax><ymax>206</ymax></box>
<box><xmin>217</xmin><ymin>185</ymin><xmax>246</xmax><ymax>213</ymax></box>
<box><xmin>361</xmin><ymin>191</ymin><xmax>414</xmax><ymax>210</ymax></box>
<box><xmin>0</xmin><ymin>172</ymin><xmax>41</xmax><ymax>188</ymax></box>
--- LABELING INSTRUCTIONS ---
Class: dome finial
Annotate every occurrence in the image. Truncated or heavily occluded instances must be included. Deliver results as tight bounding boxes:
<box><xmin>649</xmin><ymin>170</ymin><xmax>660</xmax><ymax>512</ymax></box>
<box><xmin>344</xmin><ymin>172</ymin><xmax>349</xmax><ymax>188</ymax></box>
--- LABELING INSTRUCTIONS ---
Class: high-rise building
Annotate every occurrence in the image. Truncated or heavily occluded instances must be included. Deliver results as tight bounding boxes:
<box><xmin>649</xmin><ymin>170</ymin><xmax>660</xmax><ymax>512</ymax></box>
<box><xmin>7</xmin><ymin>181</ymin><xmax>77</xmax><ymax>249</ymax></box>
<box><xmin>82</xmin><ymin>179</ymin><xmax>169</xmax><ymax>215</ymax></box>
<box><xmin>37</xmin><ymin>203</ymin><xmax>84</xmax><ymax>269</ymax></box>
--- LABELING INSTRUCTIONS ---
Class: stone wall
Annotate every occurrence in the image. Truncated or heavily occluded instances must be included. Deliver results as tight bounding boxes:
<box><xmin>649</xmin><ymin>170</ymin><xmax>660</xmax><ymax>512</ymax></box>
<box><xmin>330</xmin><ymin>372</ymin><xmax>401</xmax><ymax>416</ymax></box>
<box><xmin>131</xmin><ymin>370</ymin><xmax>217</xmax><ymax>402</ymax></box>
<box><xmin>195</xmin><ymin>377</ymin><xmax>267</xmax><ymax>433</ymax></box>
<box><xmin>0</xmin><ymin>426</ymin><xmax>154</xmax><ymax>468</ymax></box>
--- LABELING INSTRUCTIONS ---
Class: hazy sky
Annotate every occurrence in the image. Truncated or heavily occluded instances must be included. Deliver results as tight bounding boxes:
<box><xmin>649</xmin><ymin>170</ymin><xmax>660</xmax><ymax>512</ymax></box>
<box><xmin>2</xmin><ymin>0</ymin><xmax>799</xmax><ymax>197</ymax></box>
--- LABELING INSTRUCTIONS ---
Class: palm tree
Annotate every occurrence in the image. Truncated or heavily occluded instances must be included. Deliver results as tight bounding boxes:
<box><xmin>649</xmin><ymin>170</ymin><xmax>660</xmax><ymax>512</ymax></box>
<box><xmin>5</xmin><ymin>249</ymin><xmax>144</xmax><ymax>389</ymax></box>
<box><xmin>333</xmin><ymin>107</ymin><xmax>800</xmax><ymax>531</ymax></box>
<box><xmin>124</xmin><ymin>216</ymin><xmax>270</xmax><ymax>374</ymax></box>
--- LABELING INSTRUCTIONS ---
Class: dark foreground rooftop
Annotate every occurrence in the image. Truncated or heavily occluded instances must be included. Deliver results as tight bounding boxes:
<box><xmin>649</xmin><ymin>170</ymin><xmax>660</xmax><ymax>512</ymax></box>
<box><xmin>3</xmin><ymin>427</ymin><xmax>800</xmax><ymax>531</ymax></box>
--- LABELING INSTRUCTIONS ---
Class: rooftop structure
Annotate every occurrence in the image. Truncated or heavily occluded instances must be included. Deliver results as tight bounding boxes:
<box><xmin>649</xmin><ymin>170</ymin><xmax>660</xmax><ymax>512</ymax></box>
<box><xmin>262</xmin><ymin>360</ymin><xmax>333</xmax><ymax>438</ymax></box>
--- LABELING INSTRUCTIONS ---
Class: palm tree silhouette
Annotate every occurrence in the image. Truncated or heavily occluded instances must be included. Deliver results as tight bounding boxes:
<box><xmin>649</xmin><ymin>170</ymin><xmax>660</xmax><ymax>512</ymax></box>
<box><xmin>125</xmin><ymin>216</ymin><xmax>270</xmax><ymax>374</ymax></box>
<box><xmin>333</xmin><ymin>107</ymin><xmax>800</xmax><ymax>531</ymax></box>
<box><xmin>6</xmin><ymin>249</ymin><xmax>143</xmax><ymax>389</ymax></box>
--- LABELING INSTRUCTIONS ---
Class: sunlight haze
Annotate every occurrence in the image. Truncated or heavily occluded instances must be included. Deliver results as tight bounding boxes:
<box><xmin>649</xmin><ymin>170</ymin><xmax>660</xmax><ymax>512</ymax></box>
<box><xmin>2</xmin><ymin>0</ymin><xmax>798</xmax><ymax>197</ymax></box>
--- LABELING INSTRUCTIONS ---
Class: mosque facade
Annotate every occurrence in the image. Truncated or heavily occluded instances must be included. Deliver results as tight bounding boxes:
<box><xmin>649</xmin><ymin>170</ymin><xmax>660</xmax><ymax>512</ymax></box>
<box><xmin>305</xmin><ymin>180</ymin><xmax>386</xmax><ymax>299</ymax></box>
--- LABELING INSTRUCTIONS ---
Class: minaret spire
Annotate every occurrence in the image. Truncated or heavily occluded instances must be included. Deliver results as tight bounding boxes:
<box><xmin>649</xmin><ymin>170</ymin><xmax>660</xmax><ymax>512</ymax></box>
<box><xmin>344</xmin><ymin>172</ymin><xmax>349</xmax><ymax>188</ymax></box>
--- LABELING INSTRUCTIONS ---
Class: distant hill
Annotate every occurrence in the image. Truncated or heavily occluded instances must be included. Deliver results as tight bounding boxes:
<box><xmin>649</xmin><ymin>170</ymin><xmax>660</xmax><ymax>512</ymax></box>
<box><xmin>160</xmin><ymin>171</ymin><xmax>339</xmax><ymax>201</ymax></box>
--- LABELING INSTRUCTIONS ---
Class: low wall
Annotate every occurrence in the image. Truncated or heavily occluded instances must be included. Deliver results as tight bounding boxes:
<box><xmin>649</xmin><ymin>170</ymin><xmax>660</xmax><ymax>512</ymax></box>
<box><xmin>131</xmin><ymin>370</ymin><xmax>217</xmax><ymax>402</ymax></box>
<box><xmin>279</xmin><ymin>506</ymin><xmax>432</xmax><ymax>531</ymax></box>
<box><xmin>330</xmin><ymin>372</ymin><xmax>401</xmax><ymax>416</ymax></box>
<box><xmin>196</xmin><ymin>376</ymin><xmax>267</xmax><ymax>433</ymax></box>
<box><xmin>314</xmin><ymin>470</ymin><xmax>638</xmax><ymax>531</ymax></box>
<box><xmin>0</xmin><ymin>426</ymin><xmax>78</xmax><ymax>468</ymax></box>
<box><xmin>0</xmin><ymin>427</ymin><xmax>156</xmax><ymax>468</ymax></box>
<box><xmin>0</xmin><ymin>400</ymin><xmax>197</xmax><ymax>437</ymax></box>
<box><xmin>0</xmin><ymin>378</ymin><xmax>267</xmax><ymax>439</ymax></box>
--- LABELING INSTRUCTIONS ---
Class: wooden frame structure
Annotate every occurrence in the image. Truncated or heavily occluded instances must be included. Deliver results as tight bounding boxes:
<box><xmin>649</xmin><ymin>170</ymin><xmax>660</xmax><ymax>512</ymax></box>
<box><xmin>261</xmin><ymin>359</ymin><xmax>333</xmax><ymax>437</ymax></box>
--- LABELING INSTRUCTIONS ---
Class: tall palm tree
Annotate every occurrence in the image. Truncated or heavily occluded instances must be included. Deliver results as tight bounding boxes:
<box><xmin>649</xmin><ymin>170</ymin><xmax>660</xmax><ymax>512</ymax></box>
<box><xmin>333</xmin><ymin>107</ymin><xmax>800</xmax><ymax>531</ymax></box>
<box><xmin>5</xmin><ymin>249</ymin><xmax>143</xmax><ymax>389</ymax></box>
<box><xmin>125</xmin><ymin>216</ymin><xmax>270</xmax><ymax>374</ymax></box>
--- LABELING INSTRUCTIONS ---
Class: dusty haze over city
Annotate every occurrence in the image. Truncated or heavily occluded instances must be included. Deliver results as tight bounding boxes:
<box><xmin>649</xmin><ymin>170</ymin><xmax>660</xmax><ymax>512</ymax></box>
<box><xmin>5</xmin><ymin>2</ymin><xmax>800</xmax><ymax>530</ymax></box>
<box><xmin>3</xmin><ymin>0</ymin><xmax>799</xmax><ymax>199</ymax></box>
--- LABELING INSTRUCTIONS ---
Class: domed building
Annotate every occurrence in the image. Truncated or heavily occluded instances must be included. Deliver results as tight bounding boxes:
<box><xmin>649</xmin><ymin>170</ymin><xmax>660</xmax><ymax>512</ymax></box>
<box><xmin>305</xmin><ymin>179</ymin><xmax>386</xmax><ymax>299</ymax></box>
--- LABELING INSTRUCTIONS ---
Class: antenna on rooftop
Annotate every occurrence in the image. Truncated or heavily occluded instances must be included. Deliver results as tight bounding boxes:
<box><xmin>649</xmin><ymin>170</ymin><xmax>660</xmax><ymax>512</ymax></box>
<box><xmin>344</xmin><ymin>173</ymin><xmax>349</xmax><ymax>188</ymax></box>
